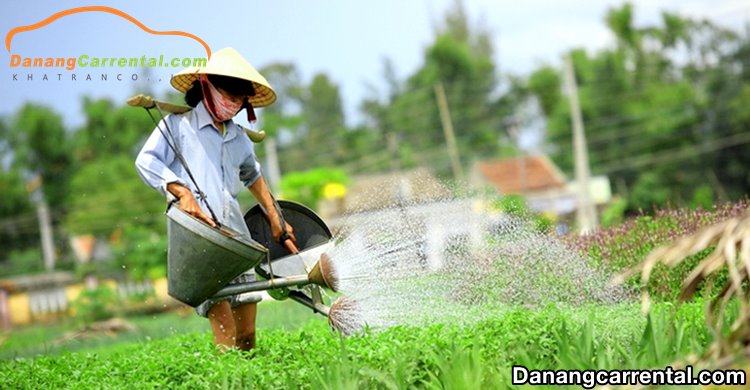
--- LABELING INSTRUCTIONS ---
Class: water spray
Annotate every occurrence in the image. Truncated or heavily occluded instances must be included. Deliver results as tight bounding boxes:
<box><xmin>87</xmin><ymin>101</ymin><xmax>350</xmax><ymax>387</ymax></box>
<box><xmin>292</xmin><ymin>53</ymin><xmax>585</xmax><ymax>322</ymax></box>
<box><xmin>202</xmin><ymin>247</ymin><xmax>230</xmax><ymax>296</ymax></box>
<box><xmin>327</xmin><ymin>296</ymin><xmax>362</xmax><ymax>335</ymax></box>
<box><xmin>313</xmin><ymin>198</ymin><xmax>630</xmax><ymax>334</ymax></box>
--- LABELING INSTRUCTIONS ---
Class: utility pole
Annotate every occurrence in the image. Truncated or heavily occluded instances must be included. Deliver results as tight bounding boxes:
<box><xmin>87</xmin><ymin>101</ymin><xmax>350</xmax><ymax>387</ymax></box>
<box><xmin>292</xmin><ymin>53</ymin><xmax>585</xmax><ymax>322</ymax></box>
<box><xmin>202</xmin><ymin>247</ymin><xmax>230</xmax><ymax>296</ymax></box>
<box><xmin>564</xmin><ymin>55</ymin><xmax>598</xmax><ymax>233</ymax></box>
<box><xmin>386</xmin><ymin>132</ymin><xmax>400</xmax><ymax>172</ymax></box>
<box><xmin>434</xmin><ymin>81</ymin><xmax>464</xmax><ymax>182</ymax></box>
<box><xmin>505</xmin><ymin>115</ymin><xmax>527</xmax><ymax>194</ymax></box>
<box><xmin>27</xmin><ymin>176</ymin><xmax>56</xmax><ymax>271</ymax></box>
<box><xmin>264</xmin><ymin>137</ymin><xmax>282</xmax><ymax>194</ymax></box>
<box><xmin>37</xmin><ymin>201</ymin><xmax>55</xmax><ymax>271</ymax></box>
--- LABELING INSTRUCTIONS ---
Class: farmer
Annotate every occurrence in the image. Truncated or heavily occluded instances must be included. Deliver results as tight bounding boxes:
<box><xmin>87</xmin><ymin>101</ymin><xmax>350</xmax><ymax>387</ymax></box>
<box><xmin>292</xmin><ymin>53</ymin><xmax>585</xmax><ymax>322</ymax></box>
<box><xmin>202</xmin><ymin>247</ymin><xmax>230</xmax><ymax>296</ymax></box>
<box><xmin>135</xmin><ymin>47</ymin><xmax>295</xmax><ymax>352</ymax></box>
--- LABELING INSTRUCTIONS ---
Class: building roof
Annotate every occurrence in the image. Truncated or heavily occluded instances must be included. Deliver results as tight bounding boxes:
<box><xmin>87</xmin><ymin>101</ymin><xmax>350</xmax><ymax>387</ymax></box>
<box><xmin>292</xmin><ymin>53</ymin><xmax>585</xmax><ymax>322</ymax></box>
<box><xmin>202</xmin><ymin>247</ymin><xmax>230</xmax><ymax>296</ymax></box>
<box><xmin>342</xmin><ymin>168</ymin><xmax>451</xmax><ymax>213</ymax></box>
<box><xmin>0</xmin><ymin>271</ymin><xmax>74</xmax><ymax>293</ymax></box>
<box><xmin>473</xmin><ymin>155</ymin><xmax>566</xmax><ymax>194</ymax></box>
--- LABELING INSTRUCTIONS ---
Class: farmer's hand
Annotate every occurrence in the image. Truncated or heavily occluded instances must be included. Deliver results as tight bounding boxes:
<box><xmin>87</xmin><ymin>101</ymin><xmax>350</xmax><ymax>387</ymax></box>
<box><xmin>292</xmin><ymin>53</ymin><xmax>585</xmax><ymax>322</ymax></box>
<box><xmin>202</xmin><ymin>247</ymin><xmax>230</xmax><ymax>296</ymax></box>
<box><xmin>270</xmin><ymin>216</ymin><xmax>296</xmax><ymax>248</ymax></box>
<box><xmin>167</xmin><ymin>182</ymin><xmax>216</xmax><ymax>228</ymax></box>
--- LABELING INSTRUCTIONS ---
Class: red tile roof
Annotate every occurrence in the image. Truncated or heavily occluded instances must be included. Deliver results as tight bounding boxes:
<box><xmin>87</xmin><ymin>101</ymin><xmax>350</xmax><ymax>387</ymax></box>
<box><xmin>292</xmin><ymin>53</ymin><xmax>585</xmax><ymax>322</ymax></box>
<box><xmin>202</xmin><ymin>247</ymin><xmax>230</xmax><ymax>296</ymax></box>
<box><xmin>475</xmin><ymin>155</ymin><xmax>566</xmax><ymax>194</ymax></box>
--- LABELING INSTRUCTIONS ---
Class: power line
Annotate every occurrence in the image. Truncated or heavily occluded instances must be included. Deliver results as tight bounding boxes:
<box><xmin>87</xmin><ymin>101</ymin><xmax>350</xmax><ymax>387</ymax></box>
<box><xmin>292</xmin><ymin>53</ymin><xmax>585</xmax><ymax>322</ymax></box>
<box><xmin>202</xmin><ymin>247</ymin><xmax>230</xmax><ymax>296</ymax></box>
<box><xmin>267</xmin><ymin>68</ymin><xmax>750</xmax><ymax>166</ymax></box>
<box><xmin>596</xmin><ymin>130</ymin><xmax>750</xmax><ymax>174</ymax></box>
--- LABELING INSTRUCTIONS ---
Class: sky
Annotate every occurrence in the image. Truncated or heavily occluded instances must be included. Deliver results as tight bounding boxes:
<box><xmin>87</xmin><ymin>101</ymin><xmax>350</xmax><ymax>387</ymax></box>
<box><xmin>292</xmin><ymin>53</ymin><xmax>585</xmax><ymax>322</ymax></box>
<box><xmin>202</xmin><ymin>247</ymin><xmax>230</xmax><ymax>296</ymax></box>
<box><xmin>1</xmin><ymin>0</ymin><xmax>748</xmax><ymax>130</ymax></box>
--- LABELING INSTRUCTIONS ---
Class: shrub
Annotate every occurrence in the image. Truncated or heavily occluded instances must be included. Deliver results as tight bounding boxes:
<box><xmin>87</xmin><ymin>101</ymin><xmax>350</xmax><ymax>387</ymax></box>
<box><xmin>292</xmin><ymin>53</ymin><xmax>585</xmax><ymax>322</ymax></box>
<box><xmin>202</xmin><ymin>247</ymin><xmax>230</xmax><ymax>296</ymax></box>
<box><xmin>279</xmin><ymin>168</ymin><xmax>349</xmax><ymax>210</ymax></box>
<box><xmin>564</xmin><ymin>200</ymin><xmax>749</xmax><ymax>300</ymax></box>
<box><xmin>72</xmin><ymin>284</ymin><xmax>119</xmax><ymax>325</ymax></box>
<box><xmin>0</xmin><ymin>248</ymin><xmax>44</xmax><ymax>277</ymax></box>
<box><xmin>112</xmin><ymin>224</ymin><xmax>167</xmax><ymax>281</ymax></box>
<box><xmin>489</xmin><ymin>194</ymin><xmax>554</xmax><ymax>235</ymax></box>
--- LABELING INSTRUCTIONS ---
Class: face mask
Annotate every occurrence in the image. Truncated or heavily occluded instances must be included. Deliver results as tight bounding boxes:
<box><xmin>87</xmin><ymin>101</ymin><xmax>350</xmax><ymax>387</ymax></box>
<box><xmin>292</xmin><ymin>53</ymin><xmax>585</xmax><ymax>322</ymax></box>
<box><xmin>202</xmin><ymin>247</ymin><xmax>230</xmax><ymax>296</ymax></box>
<box><xmin>200</xmin><ymin>74</ymin><xmax>244</xmax><ymax>122</ymax></box>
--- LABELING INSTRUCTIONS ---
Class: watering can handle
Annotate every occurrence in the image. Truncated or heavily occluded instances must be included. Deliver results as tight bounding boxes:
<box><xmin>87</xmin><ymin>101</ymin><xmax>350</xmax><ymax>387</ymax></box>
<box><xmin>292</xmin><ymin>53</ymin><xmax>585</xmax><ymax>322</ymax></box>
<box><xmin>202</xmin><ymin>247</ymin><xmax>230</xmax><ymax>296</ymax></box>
<box><xmin>281</xmin><ymin>235</ymin><xmax>299</xmax><ymax>254</ymax></box>
<box><xmin>265</xmin><ymin>193</ymin><xmax>299</xmax><ymax>254</ymax></box>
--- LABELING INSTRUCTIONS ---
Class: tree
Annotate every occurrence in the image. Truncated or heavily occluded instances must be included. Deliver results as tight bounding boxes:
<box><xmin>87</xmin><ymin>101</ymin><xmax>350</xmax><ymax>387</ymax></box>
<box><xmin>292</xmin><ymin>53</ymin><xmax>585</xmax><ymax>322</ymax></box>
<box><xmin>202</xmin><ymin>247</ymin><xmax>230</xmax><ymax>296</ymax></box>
<box><xmin>72</xmin><ymin>97</ymin><xmax>154</xmax><ymax>162</ymax></box>
<box><xmin>298</xmin><ymin>73</ymin><xmax>347</xmax><ymax>167</ymax></box>
<box><xmin>523</xmin><ymin>4</ymin><xmax>748</xmax><ymax>211</ymax></box>
<box><xmin>258</xmin><ymin>62</ymin><xmax>305</xmax><ymax>140</ymax></box>
<box><xmin>7</xmin><ymin>104</ymin><xmax>72</xmax><ymax>207</ymax></box>
<box><xmin>699</xmin><ymin>24</ymin><xmax>750</xmax><ymax>200</ymax></box>
<box><xmin>0</xmin><ymin>117</ymin><xmax>33</xmax><ymax>222</ymax></box>
<box><xmin>64</xmin><ymin>155</ymin><xmax>165</xmax><ymax>236</ymax></box>
<box><xmin>0</xmin><ymin>166</ymin><xmax>34</xmax><ymax>261</ymax></box>
<box><xmin>262</xmin><ymin>68</ymin><xmax>355</xmax><ymax>172</ymax></box>
<box><xmin>361</xmin><ymin>0</ymin><xmax>502</xmax><ymax>177</ymax></box>
<box><xmin>63</xmin><ymin>95</ymin><xmax>167</xmax><ymax>237</ymax></box>
<box><xmin>0</xmin><ymin>104</ymin><xmax>72</xmax><ymax>268</ymax></box>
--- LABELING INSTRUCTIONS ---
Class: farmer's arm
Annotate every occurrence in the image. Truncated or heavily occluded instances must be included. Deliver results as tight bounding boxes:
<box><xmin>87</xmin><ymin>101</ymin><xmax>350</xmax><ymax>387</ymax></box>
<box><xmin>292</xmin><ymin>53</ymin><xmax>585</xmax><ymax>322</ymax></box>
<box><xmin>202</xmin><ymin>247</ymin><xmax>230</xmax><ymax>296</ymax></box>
<box><xmin>249</xmin><ymin>176</ymin><xmax>296</xmax><ymax>246</ymax></box>
<box><xmin>166</xmin><ymin>182</ymin><xmax>216</xmax><ymax>227</ymax></box>
<box><xmin>135</xmin><ymin>116</ymin><xmax>185</xmax><ymax>197</ymax></box>
<box><xmin>239</xmin><ymin>136</ymin><xmax>296</xmax><ymax>247</ymax></box>
<box><xmin>135</xmin><ymin>117</ymin><xmax>216</xmax><ymax>227</ymax></box>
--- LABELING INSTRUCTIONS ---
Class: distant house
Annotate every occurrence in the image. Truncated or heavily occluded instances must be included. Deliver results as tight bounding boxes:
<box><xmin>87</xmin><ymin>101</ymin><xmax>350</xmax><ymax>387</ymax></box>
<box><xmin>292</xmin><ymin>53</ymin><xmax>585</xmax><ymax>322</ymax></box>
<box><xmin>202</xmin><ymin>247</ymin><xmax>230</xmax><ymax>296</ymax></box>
<box><xmin>323</xmin><ymin>168</ymin><xmax>479</xmax><ymax>271</ymax></box>
<box><xmin>319</xmin><ymin>167</ymin><xmax>452</xmax><ymax>220</ymax></box>
<box><xmin>470</xmin><ymin>155</ymin><xmax>611</xmax><ymax>217</ymax></box>
<box><xmin>471</xmin><ymin>155</ymin><xmax>566</xmax><ymax>195</ymax></box>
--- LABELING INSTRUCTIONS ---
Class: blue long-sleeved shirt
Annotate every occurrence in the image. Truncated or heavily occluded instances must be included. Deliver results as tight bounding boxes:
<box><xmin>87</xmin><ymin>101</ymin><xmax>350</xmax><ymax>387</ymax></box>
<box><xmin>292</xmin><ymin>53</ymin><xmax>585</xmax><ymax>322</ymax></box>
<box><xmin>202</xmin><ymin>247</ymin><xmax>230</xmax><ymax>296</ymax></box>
<box><xmin>135</xmin><ymin>101</ymin><xmax>262</xmax><ymax>237</ymax></box>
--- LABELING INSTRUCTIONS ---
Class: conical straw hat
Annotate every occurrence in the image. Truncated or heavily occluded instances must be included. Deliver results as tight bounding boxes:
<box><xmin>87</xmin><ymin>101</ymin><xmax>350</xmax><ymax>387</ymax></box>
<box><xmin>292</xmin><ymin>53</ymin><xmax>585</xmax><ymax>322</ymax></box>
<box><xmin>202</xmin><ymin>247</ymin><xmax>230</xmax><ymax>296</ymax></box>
<box><xmin>171</xmin><ymin>47</ymin><xmax>276</xmax><ymax>107</ymax></box>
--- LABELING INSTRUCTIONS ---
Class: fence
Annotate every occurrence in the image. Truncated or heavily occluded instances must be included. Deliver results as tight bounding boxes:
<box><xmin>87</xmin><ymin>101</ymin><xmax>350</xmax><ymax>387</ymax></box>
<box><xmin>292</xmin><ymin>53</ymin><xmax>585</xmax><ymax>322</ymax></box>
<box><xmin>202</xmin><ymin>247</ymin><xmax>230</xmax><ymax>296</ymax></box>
<box><xmin>0</xmin><ymin>274</ymin><xmax>173</xmax><ymax>328</ymax></box>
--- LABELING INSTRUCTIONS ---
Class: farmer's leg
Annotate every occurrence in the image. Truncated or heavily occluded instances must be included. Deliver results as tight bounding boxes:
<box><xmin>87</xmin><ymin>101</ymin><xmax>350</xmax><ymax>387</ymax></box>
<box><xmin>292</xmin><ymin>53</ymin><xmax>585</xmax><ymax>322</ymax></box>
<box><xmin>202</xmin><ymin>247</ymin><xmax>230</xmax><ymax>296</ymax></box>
<box><xmin>232</xmin><ymin>302</ymin><xmax>257</xmax><ymax>351</ymax></box>
<box><xmin>227</xmin><ymin>272</ymin><xmax>262</xmax><ymax>351</ymax></box>
<box><xmin>207</xmin><ymin>300</ymin><xmax>236</xmax><ymax>350</ymax></box>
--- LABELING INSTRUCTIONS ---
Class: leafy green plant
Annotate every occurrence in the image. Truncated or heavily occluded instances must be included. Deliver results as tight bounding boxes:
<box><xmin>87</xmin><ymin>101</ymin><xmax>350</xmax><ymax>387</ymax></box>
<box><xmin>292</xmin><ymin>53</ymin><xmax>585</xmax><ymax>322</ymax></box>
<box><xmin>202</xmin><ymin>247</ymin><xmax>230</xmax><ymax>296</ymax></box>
<box><xmin>311</xmin><ymin>339</ymin><xmax>363</xmax><ymax>390</ymax></box>
<box><xmin>492</xmin><ymin>194</ymin><xmax>527</xmax><ymax>217</ymax></box>
<box><xmin>72</xmin><ymin>285</ymin><xmax>119</xmax><ymax>325</ymax></box>
<box><xmin>489</xmin><ymin>194</ymin><xmax>554</xmax><ymax>235</ymax></box>
<box><xmin>279</xmin><ymin>168</ymin><xmax>349</xmax><ymax>210</ymax></box>
<box><xmin>0</xmin><ymin>247</ymin><xmax>44</xmax><ymax>277</ymax></box>
<box><xmin>600</xmin><ymin>196</ymin><xmax>627</xmax><ymax>228</ymax></box>
<box><xmin>423</xmin><ymin>340</ymin><xmax>502</xmax><ymax>390</ymax></box>
<box><xmin>112</xmin><ymin>224</ymin><xmax>167</xmax><ymax>281</ymax></box>
<box><xmin>554</xmin><ymin>308</ymin><xmax>709</xmax><ymax>372</ymax></box>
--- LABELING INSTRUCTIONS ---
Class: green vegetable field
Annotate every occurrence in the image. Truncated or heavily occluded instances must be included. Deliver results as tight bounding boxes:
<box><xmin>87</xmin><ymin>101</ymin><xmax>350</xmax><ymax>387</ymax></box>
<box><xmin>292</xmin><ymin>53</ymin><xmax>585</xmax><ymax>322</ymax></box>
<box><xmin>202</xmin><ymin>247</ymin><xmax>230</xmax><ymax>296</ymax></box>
<box><xmin>2</xmin><ymin>203</ymin><xmax>750</xmax><ymax>389</ymax></box>
<box><xmin>0</xmin><ymin>301</ymin><xmax>721</xmax><ymax>389</ymax></box>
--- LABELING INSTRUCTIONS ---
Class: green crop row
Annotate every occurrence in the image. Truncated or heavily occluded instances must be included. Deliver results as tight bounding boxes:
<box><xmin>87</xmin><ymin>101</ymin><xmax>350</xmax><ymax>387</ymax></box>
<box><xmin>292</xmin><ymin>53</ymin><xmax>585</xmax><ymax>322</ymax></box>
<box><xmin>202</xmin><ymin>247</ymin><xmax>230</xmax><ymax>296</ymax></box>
<box><xmin>0</xmin><ymin>300</ymin><xmax>723</xmax><ymax>389</ymax></box>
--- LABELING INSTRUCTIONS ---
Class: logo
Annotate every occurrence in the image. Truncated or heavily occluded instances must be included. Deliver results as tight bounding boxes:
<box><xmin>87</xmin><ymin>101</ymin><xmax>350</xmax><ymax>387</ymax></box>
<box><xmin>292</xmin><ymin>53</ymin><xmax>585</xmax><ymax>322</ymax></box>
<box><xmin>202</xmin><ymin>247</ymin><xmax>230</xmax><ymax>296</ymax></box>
<box><xmin>6</xmin><ymin>6</ymin><xmax>211</xmax><ymax>79</ymax></box>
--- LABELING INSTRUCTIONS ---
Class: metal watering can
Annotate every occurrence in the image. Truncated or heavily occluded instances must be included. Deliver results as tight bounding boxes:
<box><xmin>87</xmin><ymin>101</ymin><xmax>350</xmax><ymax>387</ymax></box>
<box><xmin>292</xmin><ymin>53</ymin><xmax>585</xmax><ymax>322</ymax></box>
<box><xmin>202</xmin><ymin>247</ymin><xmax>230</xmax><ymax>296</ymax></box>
<box><xmin>166</xmin><ymin>200</ymin><xmax>338</xmax><ymax>316</ymax></box>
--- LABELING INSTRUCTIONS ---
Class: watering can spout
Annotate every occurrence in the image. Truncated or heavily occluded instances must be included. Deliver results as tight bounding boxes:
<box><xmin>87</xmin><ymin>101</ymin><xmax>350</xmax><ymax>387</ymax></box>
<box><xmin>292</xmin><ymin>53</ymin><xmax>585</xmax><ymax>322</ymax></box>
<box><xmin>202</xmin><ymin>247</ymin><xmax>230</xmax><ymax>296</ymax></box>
<box><xmin>327</xmin><ymin>296</ymin><xmax>360</xmax><ymax>334</ymax></box>
<box><xmin>307</xmin><ymin>253</ymin><xmax>338</xmax><ymax>292</ymax></box>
